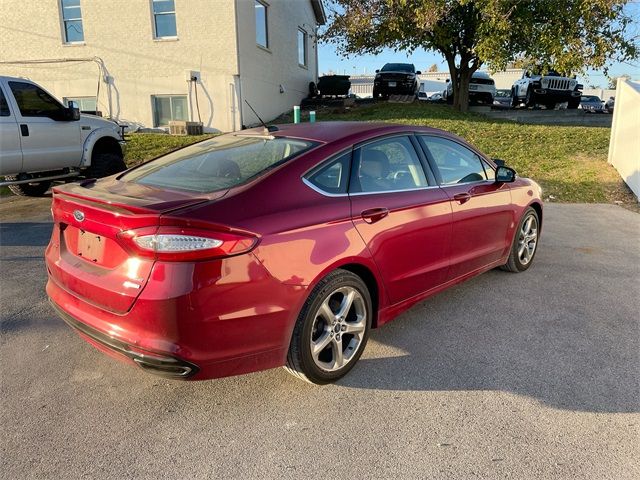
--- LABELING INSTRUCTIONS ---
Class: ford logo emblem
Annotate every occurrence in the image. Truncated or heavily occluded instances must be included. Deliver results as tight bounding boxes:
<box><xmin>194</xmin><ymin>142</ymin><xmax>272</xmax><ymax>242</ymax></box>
<box><xmin>73</xmin><ymin>210</ymin><xmax>85</xmax><ymax>222</ymax></box>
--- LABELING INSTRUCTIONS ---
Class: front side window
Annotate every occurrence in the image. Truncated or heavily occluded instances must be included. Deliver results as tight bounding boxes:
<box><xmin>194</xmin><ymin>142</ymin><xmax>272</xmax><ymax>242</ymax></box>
<box><xmin>123</xmin><ymin>135</ymin><xmax>316</xmax><ymax>193</ymax></box>
<box><xmin>64</xmin><ymin>96</ymin><xmax>97</xmax><ymax>112</ymax></box>
<box><xmin>0</xmin><ymin>88</ymin><xmax>10</xmax><ymax>116</ymax></box>
<box><xmin>297</xmin><ymin>28</ymin><xmax>307</xmax><ymax>66</ymax></box>
<box><xmin>152</xmin><ymin>95</ymin><xmax>187</xmax><ymax>127</ymax></box>
<box><xmin>420</xmin><ymin>136</ymin><xmax>490</xmax><ymax>185</ymax></box>
<box><xmin>60</xmin><ymin>0</ymin><xmax>84</xmax><ymax>43</ymax></box>
<box><xmin>9</xmin><ymin>81</ymin><xmax>64</xmax><ymax>118</ymax></box>
<box><xmin>152</xmin><ymin>0</ymin><xmax>177</xmax><ymax>38</ymax></box>
<box><xmin>352</xmin><ymin>136</ymin><xmax>429</xmax><ymax>193</ymax></box>
<box><xmin>255</xmin><ymin>0</ymin><xmax>268</xmax><ymax>48</ymax></box>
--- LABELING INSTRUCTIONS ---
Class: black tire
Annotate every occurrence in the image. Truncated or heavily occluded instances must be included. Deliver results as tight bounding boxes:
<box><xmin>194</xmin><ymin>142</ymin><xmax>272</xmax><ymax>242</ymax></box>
<box><xmin>84</xmin><ymin>151</ymin><xmax>126</xmax><ymax>179</ymax></box>
<box><xmin>446</xmin><ymin>93</ymin><xmax>453</xmax><ymax>105</ymax></box>
<box><xmin>285</xmin><ymin>269</ymin><xmax>372</xmax><ymax>384</ymax></box>
<box><xmin>5</xmin><ymin>177</ymin><xmax>52</xmax><ymax>197</ymax></box>
<box><xmin>545</xmin><ymin>102</ymin><xmax>556</xmax><ymax>110</ymax></box>
<box><xmin>525</xmin><ymin>87</ymin><xmax>535</xmax><ymax>108</ymax></box>
<box><xmin>511</xmin><ymin>88</ymin><xmax>519</xmax><ymax>108</ymax></box>
<box><xmin>567</xmin><ymin>96</ymin><xmax>580</xmax><ymax>109</ymax></box>
<box><xmin>501</xmin><ymin>207</ymin><xmax>540</xmax><ymax>273</ymax></box>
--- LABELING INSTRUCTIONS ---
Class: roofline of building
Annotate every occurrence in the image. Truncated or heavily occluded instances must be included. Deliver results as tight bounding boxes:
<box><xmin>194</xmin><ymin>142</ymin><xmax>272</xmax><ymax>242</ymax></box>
<box><xmin>311</xmin><ymin>0</ymin><xmax>327</xmax><ymax>25</ymax></box>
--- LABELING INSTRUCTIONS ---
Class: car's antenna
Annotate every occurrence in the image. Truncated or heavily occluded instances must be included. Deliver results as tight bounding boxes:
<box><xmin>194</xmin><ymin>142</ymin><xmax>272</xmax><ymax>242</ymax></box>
<box><xmin>244</xmin><ymin>100</ymin><xmax>278</xmax><ymax>133</ymax></box>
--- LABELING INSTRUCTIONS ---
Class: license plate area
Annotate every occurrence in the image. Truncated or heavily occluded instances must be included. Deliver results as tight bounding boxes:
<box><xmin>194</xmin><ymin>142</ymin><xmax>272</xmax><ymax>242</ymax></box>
<box><xmin>388</xmin><ymin>81</ymin><xmax>397</xmax><ymax>87</ymax></box>
<box><xmin>77</xmin><ymin>230</ymin><xmax>105</xmax><ymax>263</ymax></box>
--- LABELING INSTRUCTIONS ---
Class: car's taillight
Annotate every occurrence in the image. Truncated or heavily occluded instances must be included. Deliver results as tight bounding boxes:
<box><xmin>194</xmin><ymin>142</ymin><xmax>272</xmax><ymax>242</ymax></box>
<box><xmin>117</xmin><ymin>226</ymin><xmax>258</xmax><ymax>261</ymax></box>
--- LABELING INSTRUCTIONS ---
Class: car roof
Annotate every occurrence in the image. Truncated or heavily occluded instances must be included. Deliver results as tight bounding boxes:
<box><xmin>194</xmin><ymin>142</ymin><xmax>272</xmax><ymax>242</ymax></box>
<box><xmin>242</xmin><ymin>122</ymin><xmax>445</xmax><ymax>144</ymax></box>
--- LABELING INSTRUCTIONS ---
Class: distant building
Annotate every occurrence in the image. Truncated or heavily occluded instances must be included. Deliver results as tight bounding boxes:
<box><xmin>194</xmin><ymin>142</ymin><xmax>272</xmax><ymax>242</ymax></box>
<box><xmin>0</xmin><ymin>0</ymin><xmax>326</xmax><ymax>132</ymax></box>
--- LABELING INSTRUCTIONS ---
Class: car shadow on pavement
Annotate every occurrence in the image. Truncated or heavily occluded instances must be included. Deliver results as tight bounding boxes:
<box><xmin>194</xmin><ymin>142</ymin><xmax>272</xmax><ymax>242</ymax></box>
<box><xmin>338</xmin><ymin>269</ymin><xmax>640</xmax><ymax>414</ymax></box>
<box><xmin>0</xmin><ymin>222</ymin><xmax>52</xmax><ymax>247</ymax></box>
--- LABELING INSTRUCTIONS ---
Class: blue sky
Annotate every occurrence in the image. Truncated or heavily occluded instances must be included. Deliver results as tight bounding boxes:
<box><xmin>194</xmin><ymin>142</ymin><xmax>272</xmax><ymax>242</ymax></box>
<box><xmin>317</xmin><ymin>2</ymin><xmax>640</xmax><ymax>87</ymax></box>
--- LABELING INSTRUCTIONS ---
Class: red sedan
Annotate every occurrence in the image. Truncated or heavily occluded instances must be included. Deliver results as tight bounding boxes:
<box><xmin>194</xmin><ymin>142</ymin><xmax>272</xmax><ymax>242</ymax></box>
<box><xmin>46</xmin><ymin>122</ymin><xmax>542</xmax><ymax>384</ymax></box>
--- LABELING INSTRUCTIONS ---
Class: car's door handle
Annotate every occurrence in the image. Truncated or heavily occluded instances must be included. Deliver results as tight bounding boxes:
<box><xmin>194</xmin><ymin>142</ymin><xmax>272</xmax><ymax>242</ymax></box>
<box><xmin>19</xmin><ymin>124</ymin><xmax>29</xmax><ymax>136</ymax></box>
<box><xmin>453</xmin><ymin>192</ymin><xmax>472</xmax><ymax>204</ymax></box>
<box><xmin>361</xmin><ymin>207</ymin><xmax>389</xmax><ymax>224</ymax></box>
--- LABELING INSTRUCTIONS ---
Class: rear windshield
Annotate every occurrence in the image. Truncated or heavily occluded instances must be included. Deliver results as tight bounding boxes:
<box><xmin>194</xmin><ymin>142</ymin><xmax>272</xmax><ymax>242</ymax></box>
<box><xmin>122</xmin><ymin>135</ymin><xmax>316</xmax><ymax>193</ymax></box>
<box><xmin>381</xmin><ymin>63</ymin><xmax>414</xmax><ymax>73</ymax></box>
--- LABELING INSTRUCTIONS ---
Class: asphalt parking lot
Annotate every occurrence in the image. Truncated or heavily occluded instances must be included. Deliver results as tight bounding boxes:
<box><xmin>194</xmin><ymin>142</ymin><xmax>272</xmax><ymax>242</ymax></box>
<box><xmin>1</xmin><ymin>197</ymin><xmax>638</xmax><ymax>479</ymax></box>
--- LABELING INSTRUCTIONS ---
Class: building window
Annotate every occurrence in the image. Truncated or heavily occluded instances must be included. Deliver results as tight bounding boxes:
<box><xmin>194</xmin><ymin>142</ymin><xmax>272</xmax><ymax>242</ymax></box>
<box><xmin>152</xmin><ymin>95</ymin><xmax>187</xmax><ymax>127</ymax></box>
<box><xmin>60</xmin><ymin>0</ymin><xmax>84</xmax><ymax>43</ymax></box>
<box><xmin>297</xmin><ymin>28</ymin><xmax>307</xmax><ymax>66</ymax></box>
<box><xmin>255</xmin><ymin>0</ymin><xmax>268</xmax><ymax>48</ymax></box>
<box><xmin>152</xmin><ymin>0</ymin><xmax>177</xmax><ymax>38</ymax></box>
<box><xmin>64</xmin><ymin>96</ymin><xmax>98</xmax><ymax>112</ymax></box>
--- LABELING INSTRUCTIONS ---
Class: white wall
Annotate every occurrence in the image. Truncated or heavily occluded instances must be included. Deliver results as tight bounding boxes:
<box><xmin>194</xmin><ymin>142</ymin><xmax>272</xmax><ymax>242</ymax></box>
<box><xmin>235</xmin><ymin>0</ymin><xmax>320</xmax><ymax>126</ymax></box>
<box><xmin>608</xmin><ymin>79</ymin><xmax>640</xmax><ymax>200</ymax></box>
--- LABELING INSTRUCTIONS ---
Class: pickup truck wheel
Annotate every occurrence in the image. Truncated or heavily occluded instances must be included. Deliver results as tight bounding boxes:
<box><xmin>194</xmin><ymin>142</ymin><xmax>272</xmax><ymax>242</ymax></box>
<box><xmin>567</xmin><ymin>97</ymin><xmax>580</xmax><ymax>109</ymax></box>
<box><xmin>85</xmin><ymin>152</ymin><xmax>126</xmax><ymax>179</ymax></box>
<box><xmin>5</xmin><ymin>177</ymin><xmax>52</xmax><ymax>197</ymax></box>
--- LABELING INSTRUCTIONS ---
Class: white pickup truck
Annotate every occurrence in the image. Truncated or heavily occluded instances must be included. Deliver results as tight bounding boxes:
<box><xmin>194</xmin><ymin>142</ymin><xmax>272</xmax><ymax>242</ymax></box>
<box><xmin>0</xmin><ymin>76</ymin><xmax>126</xmax><ymax>196</ymax></box>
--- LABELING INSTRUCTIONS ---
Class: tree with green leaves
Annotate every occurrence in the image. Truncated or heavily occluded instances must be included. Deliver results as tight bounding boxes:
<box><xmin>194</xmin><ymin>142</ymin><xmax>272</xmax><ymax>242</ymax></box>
<box><xmin>322</xmin><ymin>0</ymin><xmax>638</xmax><ymax>111</ymax></box>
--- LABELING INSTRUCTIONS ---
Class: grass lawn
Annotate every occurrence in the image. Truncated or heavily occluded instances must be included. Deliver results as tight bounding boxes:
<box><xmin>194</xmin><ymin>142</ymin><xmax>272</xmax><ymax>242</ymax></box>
<box><xmin>294</xmin><ymin>102</ymin><xmax>635</xmax><ymax>205</ymax></box>
<box><xmin>2</xmin><ymin>105</ymin><xmax>636</xmax><ymax>207</ymax></box>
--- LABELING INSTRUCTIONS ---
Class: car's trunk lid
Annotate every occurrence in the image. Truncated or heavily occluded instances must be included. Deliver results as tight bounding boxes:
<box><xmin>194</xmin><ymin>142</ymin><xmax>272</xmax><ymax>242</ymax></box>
<box><xmin>48</xmin><ymin>179</ymin><xmax>226</xmax><ymax>313</ymax></box>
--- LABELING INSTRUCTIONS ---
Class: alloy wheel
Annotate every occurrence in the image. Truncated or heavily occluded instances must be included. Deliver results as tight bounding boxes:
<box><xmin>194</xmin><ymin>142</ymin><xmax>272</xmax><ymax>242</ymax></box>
<box><xmin>518</xmin><ymin>214</ymin><xmax>538</xmax><ymax>265</ymax></box>
<box><xmin>309</xmin><ymin>286</ymin><xmax>367</xmax><ymax>372</ymax></box>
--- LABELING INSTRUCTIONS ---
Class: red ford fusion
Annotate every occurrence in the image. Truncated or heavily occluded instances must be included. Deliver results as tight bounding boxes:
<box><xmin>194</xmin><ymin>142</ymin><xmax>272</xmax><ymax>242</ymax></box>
<box><xmin>46</xmin><ymin>122</ymin><xmax>542</xmax><ymax>384</ymax></box>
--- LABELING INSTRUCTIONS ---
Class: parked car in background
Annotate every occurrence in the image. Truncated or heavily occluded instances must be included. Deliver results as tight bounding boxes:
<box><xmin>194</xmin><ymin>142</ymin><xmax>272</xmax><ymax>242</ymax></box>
<box><xmin>47</xmin><ymin>121</ymin><xmax>543</xmax><ymax>385</ymax></box>
<box><xmin>373</xmin><ymin>63</ymin><xmax>421</xmax><ymax>98</ymax></box>
<box><xmin>0</xmin><ymin>76</ymin><xmax>126</xmax><ymax>196</ymax></box>
<box><xmin>444</xmin><ymin>71</ymin><xmax>496</xmax><ymax>105</ymax></box>
<box><xmin>511</xmin><ymin>69</ymin><xmax>582</xmax><ymax>109</ymax></box>
<box><xmin>417</xmin><ymin>91</ymin><xmax>429</xmax><ymax>101</ymax></box>
<box><xmin>605</xmin><ymin>96</ymin><xmax>615</xmax><ymax>113</ymax></box>
<box><xmin>492</xmin><ymin>89</ymin><xmax>512</xmax><ymax>109</ymax></box>
<box><xmin>428</xmin><ymin>92</ymin><xmax>444</xmax><ymax>103</ymax></box>
<box><xmin>579</xmin><ymin>95</ymin><xmax>605</xmax><ymax>113</ymax></box>
<box><xmin>317</xmin><ymin>75</ymin><xmax>351</xmax><ymax>98</ymax></box>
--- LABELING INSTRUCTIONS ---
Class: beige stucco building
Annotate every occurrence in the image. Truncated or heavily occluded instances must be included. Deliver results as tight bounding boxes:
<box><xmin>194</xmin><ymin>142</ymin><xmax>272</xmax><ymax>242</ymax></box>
<box><xmin>0</xmin><ymin>0</ymin><xmax>325</xmax><ymax>132</ymax></box>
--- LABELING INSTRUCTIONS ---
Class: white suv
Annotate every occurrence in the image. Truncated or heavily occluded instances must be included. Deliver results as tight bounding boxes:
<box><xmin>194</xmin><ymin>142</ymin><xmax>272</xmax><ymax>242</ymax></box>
<box><xmin>444</xmin><ymin>71</ymin><xmax>496</xmax><ymax>105</ymax></box>
<box><xmin>511</xmin><ymin>70</ymin><xmax>582</xmax><ymax>109</ymax></box>
<box><xmin>0</xmin><ymin>76</ymin><xmax>126</xmax><ymax>196</ymax></box>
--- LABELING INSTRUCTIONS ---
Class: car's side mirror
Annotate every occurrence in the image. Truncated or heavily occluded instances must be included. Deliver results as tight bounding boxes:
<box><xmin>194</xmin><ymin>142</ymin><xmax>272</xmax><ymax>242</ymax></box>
<box><xmin>445</xmin><ymin>79</ymin><xmax>450</xmax><ymax>83</ymax></box>
<box><xmin>495</xmin><ymin>166</ymin><xmax>516</xmax><ymax>183</ymax></box>
<box><xmin>416</xmin><ymin>70</ymin><xmax>422</xmax><ymax>75</ymax></box>
<box><xmin>375</xmin><ymin>69</ymin><xmax>379</xmax><ymax>73</ymax></box>
<box><xmin>492</xmin><ymin>158</ymin><xmax>506</xmax><ymax>167</ymax></box>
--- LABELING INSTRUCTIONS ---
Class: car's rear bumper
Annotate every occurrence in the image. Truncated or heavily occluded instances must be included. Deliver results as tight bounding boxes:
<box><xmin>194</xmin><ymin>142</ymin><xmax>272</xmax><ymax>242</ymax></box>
<box><xmin>50</xmin><ymin>299</ymin><xmax>199</xmax><ymax>378</ymax></box>
<box><xmin>46</xmin><ymin>252</ymin><xmax>308</xmax><ymax>380</ymax></box>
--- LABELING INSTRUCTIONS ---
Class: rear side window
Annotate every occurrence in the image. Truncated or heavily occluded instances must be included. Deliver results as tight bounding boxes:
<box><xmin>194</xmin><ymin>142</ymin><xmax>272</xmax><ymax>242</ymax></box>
<box><xmin>0</xmin><ymin>88</ymin><xmax>10</xmax><ymax>116</ymax></box>
<box><xmin>352</xmin><ymin>136</ymin><xmax>429</xmax><ymax>193</ymax></box>
<box><xmin>305</xmin><ymin>151</ymin><xmax>351</xmax><ymax>194</ymax></box>
<box><xmin>123</xmin><ymin>135</ymin><xmax>316</xmax><ymax>193</ymax></box>
<box><xmin>9</xmin><ymin>81</ymin><xmax>64</xmax><ymax>117</ymax></box>
<box><xmin>420</xmin><ymin>136</ymin><xmax>488</xmax><ymax>185</ymax></box>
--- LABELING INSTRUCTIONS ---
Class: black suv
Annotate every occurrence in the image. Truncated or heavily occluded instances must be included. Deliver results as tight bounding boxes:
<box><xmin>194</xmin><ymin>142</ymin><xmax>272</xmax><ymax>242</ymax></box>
<box><xmin>373</xmin><ymin>63</ymin><xmax>421</xmax><ymax>98</ymax></box>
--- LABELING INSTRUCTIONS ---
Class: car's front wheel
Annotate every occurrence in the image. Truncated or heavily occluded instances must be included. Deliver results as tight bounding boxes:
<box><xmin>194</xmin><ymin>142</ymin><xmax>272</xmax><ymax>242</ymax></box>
<box><xmin>501</xmin><ymin>207</ymin><xmax>540</xmax><ymax>272</ymax></box>
<box><xmin>285</xmin><ymin>270</ymin><xmax>372</xmax><ymax>384</ymax></box>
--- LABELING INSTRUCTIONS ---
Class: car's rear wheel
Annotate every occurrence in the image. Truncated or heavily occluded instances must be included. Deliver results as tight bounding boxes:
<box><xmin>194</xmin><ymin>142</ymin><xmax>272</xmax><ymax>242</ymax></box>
<box><xmin>5</xmin><ymin>177</ymin><xmax>52</xmax><ymax>197</ymax></box>
<box><xmin>501</xmin><ymin>207</ymin><xmax>540</xmax><ymax>272</ymax></box>
<box><xmin>285</xmin><ymin>270</ymin><xmax>372</xmax><ymax>384</ymax></box>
